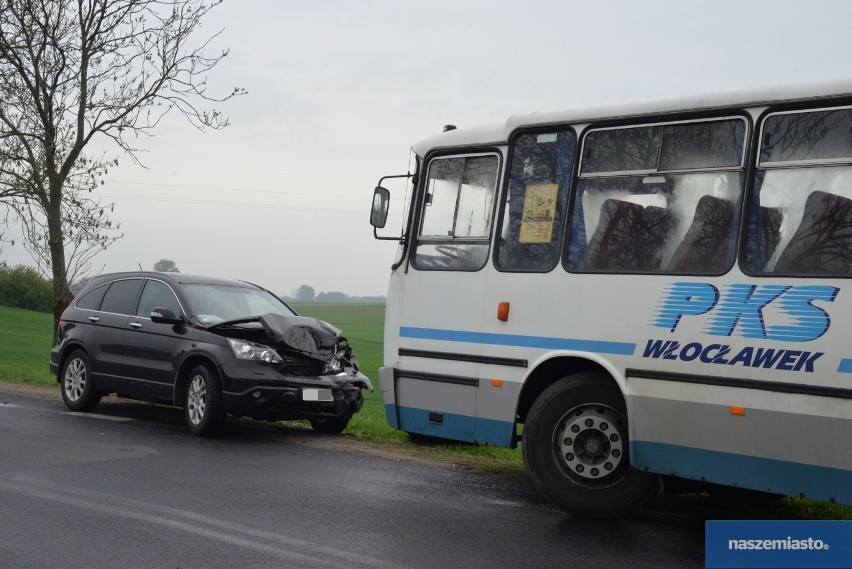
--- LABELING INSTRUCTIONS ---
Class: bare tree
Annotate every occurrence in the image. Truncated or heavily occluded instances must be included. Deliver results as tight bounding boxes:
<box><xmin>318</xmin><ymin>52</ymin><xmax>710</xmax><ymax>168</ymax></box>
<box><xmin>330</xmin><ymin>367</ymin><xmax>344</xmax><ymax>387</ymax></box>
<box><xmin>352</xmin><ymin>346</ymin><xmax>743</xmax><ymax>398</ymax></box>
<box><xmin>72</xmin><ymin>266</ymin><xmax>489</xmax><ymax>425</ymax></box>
<box><xmin>2</xmin><ymin>151</ymin><xmax>121</xmax><ymax>293</ymax></box>
<box><xmin>0</xmin><ymin>0</ymin><xmax>243</xmax><ymax>330</ymax></box>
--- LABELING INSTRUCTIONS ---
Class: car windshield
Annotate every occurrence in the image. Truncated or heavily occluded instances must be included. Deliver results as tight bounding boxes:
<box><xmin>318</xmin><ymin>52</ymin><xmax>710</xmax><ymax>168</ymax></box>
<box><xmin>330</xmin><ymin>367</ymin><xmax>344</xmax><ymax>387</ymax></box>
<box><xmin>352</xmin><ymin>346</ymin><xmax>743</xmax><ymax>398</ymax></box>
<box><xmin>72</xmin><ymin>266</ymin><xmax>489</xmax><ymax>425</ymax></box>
<box><xmin>182</xmin><ymin>283</ymin><xmax>296</xmax><ymax>325</ymax></box>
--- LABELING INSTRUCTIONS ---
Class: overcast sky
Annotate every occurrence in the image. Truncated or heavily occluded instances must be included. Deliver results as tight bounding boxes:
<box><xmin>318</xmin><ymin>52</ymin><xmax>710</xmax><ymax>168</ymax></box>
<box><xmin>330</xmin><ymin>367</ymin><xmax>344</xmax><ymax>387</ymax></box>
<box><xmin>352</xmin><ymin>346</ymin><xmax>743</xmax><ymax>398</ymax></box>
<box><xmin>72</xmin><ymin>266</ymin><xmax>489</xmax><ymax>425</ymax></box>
<box><xmin>4</xmin><ymin>0</ymin><xmax>852</xmax><ymax>297</ymax></box>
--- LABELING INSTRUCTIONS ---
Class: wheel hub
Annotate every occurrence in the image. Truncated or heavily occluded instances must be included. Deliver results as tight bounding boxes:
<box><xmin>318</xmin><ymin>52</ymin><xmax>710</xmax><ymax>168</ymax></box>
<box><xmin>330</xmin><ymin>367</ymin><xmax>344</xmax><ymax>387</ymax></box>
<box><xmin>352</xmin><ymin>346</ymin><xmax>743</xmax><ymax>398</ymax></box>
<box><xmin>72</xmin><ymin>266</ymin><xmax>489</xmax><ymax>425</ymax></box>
<box><xmin>64</xmin><ymin>358</ymin><xmax>86</xmax><ymax>402</ymax></box>
<box><xmin>556</xmin><ymin>404</ymin><xmax>625</xmax><ymax>481</ymax></box>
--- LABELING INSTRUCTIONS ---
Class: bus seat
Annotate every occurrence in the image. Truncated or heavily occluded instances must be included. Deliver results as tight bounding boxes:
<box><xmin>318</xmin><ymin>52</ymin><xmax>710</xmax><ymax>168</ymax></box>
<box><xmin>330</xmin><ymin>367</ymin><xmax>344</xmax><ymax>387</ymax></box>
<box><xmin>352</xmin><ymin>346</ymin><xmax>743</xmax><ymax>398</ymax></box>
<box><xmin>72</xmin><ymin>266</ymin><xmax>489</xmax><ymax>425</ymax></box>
<box><xmin>667</xmin><ymin>195</ymin><xmax>735</xmax><ymax>273</ymax></box>
<box><xmin>641</xmin><ymin>206</ymin><xmax>673</xmax><ymax>270</ymax></box>
<box><xmin>774</xmin><ymin>191</ymin><xmax>852</xmax><ymax>274</ymax></box>
<box><xmin>579</xmin><ymin>199</ymin><xmax>644</xmax><ymax>271</ymax></box>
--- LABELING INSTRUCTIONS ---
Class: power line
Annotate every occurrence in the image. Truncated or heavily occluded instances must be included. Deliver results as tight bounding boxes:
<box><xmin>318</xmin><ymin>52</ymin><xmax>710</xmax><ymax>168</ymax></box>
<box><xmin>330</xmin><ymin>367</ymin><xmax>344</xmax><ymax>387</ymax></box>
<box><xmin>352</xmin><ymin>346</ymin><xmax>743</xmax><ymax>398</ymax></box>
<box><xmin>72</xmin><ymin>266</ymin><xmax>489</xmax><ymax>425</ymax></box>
<box><xmin>108</xmin><ymin>180</ymin><xmax>367</xmax><ymax>199</ymax></box>
<box><xmin>98</xmin><ymin>192</ymin><xmax>401</xmax><ymax>217</ymax></box>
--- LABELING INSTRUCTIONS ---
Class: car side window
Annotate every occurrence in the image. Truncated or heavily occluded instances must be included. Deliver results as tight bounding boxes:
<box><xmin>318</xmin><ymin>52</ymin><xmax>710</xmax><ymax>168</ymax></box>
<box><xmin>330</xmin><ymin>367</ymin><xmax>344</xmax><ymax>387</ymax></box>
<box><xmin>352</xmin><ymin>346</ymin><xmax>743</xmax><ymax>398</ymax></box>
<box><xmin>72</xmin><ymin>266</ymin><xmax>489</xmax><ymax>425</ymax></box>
<box><xmin>99</xmin><ymin>279</ymin><xmax>144</xmax><ymax>315</ymax></box>
<box><xmin>137</xmin><ymin>280</ymin><xmax>182</xmax><ymax>318</ymax></box>
<box><xmin>75</xmin><ymin>284</ymin><xmax>109</xmax><ymax>310</ymax></box>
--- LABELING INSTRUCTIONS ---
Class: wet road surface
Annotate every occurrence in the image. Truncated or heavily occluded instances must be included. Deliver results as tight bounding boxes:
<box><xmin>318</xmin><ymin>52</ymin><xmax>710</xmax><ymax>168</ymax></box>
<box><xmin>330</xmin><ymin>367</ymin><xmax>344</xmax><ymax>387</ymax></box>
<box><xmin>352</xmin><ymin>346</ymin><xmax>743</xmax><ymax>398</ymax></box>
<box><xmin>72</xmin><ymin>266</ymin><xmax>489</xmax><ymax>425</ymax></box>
<box><xmin>0</xmin><ymin>389</ymin><xmax>706</xmax><ymax>568</ymax></box>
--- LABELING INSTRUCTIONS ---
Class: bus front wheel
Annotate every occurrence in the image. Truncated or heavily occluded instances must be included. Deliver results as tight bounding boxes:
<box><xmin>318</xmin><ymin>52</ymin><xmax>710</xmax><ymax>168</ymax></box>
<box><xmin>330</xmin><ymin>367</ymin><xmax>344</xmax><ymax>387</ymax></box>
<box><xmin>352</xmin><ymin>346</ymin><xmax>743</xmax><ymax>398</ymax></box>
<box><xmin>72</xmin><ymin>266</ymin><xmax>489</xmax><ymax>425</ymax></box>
<box><xmin>523</xmin><ymin>372</ymin><xmax>659</xmax><ymax>519</ymax></box>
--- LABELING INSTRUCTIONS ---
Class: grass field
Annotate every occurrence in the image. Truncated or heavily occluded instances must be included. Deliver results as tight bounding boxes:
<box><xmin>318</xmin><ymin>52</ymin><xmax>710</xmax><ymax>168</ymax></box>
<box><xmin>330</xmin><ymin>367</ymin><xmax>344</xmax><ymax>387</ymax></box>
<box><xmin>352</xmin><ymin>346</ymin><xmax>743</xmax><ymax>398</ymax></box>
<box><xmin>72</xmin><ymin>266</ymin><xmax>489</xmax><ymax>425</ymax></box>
<box><xmin>0</xmin><ymin>306</ymin><xmax>55</xmax><ymax>385</ymax></box>
<box><xmin>3</xmin><ymin>303</ymin><xmax>851</xmax><ymax>519</ymax></box>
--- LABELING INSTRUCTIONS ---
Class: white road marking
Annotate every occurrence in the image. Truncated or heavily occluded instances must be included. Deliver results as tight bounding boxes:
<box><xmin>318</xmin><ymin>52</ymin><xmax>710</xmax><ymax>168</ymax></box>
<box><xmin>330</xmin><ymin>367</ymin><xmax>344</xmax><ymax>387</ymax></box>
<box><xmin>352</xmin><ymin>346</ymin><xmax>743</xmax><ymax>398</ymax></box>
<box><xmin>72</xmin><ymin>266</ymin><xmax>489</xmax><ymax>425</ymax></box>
<box><xmin>0</xmin><ymin>477</ymin><xmax>413</xmax><ymax>569</ymax></box>
<box><xmin>61</xmin><ymin>412</ymin><xmax>133</xmax><ymax>422</ymax></box>
<box><xmin>0</xmin><ymin>403</ymin><xmax>20</xmax><ymax>408</ymax></box>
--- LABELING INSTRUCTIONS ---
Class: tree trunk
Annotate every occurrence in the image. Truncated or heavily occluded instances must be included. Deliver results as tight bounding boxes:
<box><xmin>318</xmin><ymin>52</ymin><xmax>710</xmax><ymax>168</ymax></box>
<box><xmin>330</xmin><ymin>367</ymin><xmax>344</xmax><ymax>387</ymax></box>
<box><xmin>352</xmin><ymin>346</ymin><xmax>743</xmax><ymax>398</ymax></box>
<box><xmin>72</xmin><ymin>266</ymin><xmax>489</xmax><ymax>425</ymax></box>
<box><xmin>47</xmin><ymin>182</ymin><xmax>72</xmax><ymax>343</ymax></box>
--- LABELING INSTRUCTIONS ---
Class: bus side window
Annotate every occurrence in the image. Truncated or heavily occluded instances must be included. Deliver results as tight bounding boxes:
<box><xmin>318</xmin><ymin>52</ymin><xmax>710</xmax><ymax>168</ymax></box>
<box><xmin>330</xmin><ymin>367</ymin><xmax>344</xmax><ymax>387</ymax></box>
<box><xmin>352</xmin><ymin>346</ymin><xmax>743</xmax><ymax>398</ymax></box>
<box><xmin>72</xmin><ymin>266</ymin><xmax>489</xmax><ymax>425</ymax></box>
<box><xmin>567</xmin><ymin>118</ymin><xmax>746</xmax><ymax>275</ymax></box>
<box><xmin>747</xmin><ymin>107</ymin><xmax>852</xmax><ymax>276</ymax></box>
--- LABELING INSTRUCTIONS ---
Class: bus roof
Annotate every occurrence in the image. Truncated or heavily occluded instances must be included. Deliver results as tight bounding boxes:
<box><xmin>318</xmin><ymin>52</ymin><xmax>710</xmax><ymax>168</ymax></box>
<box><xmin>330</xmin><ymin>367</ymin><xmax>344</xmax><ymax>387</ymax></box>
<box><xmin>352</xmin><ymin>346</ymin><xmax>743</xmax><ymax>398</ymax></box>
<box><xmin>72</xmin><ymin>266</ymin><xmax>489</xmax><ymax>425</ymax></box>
<box><xmin>411</xmin><ymin>78</ymin><xmax>852</xmax><ymax>156</ymax></box>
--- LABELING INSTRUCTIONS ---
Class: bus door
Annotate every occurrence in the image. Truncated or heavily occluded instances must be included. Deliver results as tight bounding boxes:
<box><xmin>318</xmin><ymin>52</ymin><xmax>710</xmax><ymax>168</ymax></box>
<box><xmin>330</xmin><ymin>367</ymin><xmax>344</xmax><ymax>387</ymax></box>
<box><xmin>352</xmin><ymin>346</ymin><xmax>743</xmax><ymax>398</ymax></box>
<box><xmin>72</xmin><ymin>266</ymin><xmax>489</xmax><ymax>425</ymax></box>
<box><xmin>389</xmin><ymin>152</ymin><xmax>502</xmax><ymax>443</ymax></box>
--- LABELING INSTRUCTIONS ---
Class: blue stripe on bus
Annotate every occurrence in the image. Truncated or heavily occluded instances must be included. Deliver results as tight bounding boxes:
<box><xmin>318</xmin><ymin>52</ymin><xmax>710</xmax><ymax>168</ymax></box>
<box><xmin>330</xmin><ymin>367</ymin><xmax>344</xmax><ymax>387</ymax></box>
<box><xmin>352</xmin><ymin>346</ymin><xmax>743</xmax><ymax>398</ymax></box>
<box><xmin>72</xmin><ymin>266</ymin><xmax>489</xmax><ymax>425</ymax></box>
<box><xmin>384</xmin><ymin>404</ymin><xmax>515</xmax><ymax>447</ymax></box>
<box><xmin>838</xmin><ymin>359</ymin><xmax>852</xmax><ymax>373</ymax></box>
<box><xmin>632</xmin><ymin>441</ymin><xmax>852</xmax><ymax>504</ymax></box>
<box><xmin>399</xmin><ymin>327</ymin><xmax>636</xmax><ymax>356</ymax></box>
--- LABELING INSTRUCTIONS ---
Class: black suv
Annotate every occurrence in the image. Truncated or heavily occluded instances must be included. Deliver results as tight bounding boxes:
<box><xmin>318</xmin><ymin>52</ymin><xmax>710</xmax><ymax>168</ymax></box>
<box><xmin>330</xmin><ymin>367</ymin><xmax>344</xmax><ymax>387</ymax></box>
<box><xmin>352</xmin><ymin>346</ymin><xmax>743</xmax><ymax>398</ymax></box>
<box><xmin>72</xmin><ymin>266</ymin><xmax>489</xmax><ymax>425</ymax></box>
<box><xmin>51</xmin><ymin>272</ymin><xmax>372</xmax><ymax>435</ymax></box>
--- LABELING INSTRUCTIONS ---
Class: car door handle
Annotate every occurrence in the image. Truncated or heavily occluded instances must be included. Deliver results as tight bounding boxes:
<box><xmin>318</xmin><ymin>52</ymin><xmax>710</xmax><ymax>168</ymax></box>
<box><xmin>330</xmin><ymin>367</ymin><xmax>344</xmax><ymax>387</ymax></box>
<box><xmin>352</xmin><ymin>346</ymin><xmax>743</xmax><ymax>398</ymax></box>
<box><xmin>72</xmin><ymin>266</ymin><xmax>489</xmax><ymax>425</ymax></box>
<box><xmin>88</xmin><ymin>316</ymin><xmax>100</xmax><ymax>323</ymax></box>
<box><xmin>129</xmin><ymin>322</ymin><xmax>142</xmax><ymax>329</ymax></box>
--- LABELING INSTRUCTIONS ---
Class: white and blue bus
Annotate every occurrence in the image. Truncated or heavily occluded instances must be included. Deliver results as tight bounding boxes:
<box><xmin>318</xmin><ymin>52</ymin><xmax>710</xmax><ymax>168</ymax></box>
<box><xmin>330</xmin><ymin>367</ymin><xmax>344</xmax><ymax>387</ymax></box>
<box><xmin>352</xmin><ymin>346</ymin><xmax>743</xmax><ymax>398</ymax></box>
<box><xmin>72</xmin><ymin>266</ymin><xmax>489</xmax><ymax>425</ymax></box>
<box><xmin>369</xmin><ymin>81</ymin><xmax>852</xmax><ymax>518</ymax></box>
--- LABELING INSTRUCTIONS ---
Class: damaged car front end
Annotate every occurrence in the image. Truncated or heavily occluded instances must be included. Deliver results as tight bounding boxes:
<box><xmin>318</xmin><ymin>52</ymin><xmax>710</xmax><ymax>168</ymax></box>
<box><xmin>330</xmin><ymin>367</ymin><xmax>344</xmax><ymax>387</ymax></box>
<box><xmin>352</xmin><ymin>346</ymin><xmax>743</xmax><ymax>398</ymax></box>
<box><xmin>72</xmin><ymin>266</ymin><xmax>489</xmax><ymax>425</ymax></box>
<box><xmin>206</xmin><ymin>313</ymin><xmax>373</xmax><ymax>433</ymax></box>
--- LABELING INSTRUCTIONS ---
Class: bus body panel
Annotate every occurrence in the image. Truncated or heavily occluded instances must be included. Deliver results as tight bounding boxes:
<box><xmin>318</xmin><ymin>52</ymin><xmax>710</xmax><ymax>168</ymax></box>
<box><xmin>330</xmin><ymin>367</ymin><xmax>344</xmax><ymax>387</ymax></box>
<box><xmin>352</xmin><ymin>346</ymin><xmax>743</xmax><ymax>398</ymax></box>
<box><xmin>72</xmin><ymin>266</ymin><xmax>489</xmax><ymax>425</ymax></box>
<box><xmin>383</xmin><ymin>266</ymin><xmax>852</xmax><ymax>491</ymax></box>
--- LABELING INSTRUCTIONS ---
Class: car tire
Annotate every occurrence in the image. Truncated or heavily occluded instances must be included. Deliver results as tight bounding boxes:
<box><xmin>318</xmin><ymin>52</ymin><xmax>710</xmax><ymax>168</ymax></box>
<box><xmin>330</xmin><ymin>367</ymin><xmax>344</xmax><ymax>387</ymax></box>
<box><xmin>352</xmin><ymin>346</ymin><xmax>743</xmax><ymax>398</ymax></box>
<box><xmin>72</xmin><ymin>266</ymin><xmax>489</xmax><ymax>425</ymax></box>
<box><xmin>60</xmin><ymin>350</ymin><xmax>102</xmax><ymax>412</ymax></box>
<box><xmin>184</xmin><ymin>364</ymin><xmax>226</xmax><ymax>436</ymax></box>
<box><xmin>522</xmin><ymin>372</ymin><xmax>660</xmax><ymax>519</ymax></box>
<box><xmin>309</xmin><ymin>416</ymin><xmax>350</xmax><ymax>434</ymax></box>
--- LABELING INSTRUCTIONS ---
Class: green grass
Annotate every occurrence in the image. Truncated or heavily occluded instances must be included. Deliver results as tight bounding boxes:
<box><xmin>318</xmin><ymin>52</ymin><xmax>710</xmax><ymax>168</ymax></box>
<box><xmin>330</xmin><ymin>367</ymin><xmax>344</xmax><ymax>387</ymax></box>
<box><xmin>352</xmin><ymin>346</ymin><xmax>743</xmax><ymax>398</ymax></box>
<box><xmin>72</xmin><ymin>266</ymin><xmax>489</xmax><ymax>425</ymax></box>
<box><xmin>0</xmin><ymin>306</ymin><xmax>56</xmax><ymax>385</ymax></box>
<box><xmin>4</xmin><ymin>302</ymin><xmax>850</xmax><ymax>518</ymax></box>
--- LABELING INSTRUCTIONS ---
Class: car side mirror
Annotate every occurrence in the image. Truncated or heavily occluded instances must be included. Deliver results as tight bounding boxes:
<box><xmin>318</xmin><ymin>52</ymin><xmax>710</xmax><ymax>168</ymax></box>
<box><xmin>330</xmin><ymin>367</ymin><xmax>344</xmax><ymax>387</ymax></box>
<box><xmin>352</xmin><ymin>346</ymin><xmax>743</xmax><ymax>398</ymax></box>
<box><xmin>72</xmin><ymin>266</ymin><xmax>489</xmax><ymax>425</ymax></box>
<box><xmin>151</xmin><ymin>307</ymin><xmax>184</xmax><ymax>326</ymax></box>
<box><xmin>370</xmin><ymin>187</ymin><xmax>390</xmax><ymax>229</ymax></box>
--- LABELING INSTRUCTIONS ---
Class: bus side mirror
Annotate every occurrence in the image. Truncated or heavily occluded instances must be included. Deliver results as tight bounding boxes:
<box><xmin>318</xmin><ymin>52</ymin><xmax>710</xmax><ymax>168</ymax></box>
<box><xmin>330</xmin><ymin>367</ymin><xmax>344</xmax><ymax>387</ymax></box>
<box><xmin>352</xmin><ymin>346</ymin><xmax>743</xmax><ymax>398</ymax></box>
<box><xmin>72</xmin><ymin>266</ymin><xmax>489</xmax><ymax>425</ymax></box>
<box><xmin>370</xmin><ymin>187</ymin><xmax>390</xmax><ymax>229</ymax></box>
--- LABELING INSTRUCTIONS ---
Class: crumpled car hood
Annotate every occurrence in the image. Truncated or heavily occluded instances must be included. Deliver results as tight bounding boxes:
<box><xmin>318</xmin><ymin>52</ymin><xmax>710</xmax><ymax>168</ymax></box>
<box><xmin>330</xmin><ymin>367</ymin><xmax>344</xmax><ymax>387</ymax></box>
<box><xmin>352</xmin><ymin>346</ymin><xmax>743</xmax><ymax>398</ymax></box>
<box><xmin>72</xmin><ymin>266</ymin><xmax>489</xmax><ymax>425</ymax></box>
<box><xmin>259</xmin><ymin>313</ymin><xmax>342</xmax><ymax>359</ymax></box>
<box><xmin>205</xmin><ymin>312</ymin><xmax>373</xmax><ymax>391</ymax></box>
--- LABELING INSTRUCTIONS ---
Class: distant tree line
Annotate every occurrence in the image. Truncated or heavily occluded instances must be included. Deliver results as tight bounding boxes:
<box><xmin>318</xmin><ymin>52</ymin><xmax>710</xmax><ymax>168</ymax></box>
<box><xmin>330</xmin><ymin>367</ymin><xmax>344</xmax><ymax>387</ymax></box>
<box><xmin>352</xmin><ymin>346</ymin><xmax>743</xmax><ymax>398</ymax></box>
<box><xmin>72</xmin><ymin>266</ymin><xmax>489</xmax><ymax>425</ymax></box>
<box><xmin>0</xmin><ymin>264</ymin><xmax>52</xmax><ymax>312</ymax></box>
<box><xmin>286</xmin><ymin>284</ymin><xmax>384</xmax><ymax>303</ymax></box>
<box><xmin>315</xmin><ymin>291</ymin><xmax>386</xmax><ymax>303</ymax></box>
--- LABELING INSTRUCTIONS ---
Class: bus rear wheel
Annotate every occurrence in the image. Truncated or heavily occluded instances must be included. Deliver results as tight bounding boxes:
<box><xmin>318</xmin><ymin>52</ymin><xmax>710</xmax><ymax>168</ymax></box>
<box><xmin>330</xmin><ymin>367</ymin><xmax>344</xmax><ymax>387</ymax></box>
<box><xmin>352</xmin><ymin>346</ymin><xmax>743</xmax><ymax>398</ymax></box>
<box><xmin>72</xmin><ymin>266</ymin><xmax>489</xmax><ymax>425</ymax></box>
<box><xmin>523</xmin><ymin>372</ymin><xmax>659</xmax><ymax>519</ymax></box>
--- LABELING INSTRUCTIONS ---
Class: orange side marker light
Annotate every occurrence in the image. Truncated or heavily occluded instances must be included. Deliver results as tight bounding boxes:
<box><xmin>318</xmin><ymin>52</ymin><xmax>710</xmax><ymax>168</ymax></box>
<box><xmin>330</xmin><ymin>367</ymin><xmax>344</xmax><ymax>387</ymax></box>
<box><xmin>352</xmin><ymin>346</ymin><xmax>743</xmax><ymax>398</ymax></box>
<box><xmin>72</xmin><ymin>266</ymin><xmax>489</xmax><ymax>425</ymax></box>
<box><xmin>497</xmin><ymin>302</ymin><xmax>510</xmax><ymax>322</ymax></box>
<box><xmin>491</xmin><ymin>379</ymin><xmax>503</xmax><ymax>388</ymax></box>
<box><xmin>730</xmin><ymin>406</ymin><xmax>746</xmax><ymax>416</ymax></box>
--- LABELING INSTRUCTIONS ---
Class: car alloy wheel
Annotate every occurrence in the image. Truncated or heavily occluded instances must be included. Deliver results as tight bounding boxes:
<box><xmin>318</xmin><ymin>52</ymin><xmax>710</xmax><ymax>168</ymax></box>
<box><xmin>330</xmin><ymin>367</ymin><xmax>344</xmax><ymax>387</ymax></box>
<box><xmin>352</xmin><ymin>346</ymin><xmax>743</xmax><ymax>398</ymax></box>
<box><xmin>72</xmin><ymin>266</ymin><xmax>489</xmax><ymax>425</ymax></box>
<box><xmin>187</xmin><ymin>374</ymin><xmax>207</xmax><ymax>425</ymax></box>
<box><xmin>64</xmin><ymin>357</ymin><xmax>87</xmax><ymax>402</ymax></box>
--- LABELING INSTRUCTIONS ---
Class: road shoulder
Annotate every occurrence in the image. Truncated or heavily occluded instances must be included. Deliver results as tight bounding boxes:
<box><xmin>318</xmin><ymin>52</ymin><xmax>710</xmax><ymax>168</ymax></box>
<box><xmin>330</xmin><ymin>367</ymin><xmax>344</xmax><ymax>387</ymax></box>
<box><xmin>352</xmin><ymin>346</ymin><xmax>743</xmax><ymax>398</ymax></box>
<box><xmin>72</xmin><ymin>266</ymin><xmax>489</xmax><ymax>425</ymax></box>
<box><xmin>0</xmin><ymin>380</ymin><xmax>528</xmax><ymax>479</ymax></box>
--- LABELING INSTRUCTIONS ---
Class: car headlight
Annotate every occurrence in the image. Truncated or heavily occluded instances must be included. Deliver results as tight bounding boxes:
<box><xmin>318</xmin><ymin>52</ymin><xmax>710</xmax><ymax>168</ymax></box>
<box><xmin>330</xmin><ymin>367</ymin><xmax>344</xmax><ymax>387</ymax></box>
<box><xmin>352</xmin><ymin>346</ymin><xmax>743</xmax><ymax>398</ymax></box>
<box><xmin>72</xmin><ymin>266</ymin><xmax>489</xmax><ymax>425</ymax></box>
<box><xmin>227</xmin><ymin>338</ymin><xmax>283</xmax><ymax>364</ymax></box>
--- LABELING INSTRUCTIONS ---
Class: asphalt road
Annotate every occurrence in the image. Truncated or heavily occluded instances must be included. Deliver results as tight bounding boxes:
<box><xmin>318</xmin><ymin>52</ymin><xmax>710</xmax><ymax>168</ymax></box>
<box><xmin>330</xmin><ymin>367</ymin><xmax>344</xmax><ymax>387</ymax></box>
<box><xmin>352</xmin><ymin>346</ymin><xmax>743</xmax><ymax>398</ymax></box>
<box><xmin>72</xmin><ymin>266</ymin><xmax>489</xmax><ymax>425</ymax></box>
<box><xmin>0</xmin><ymin>388</ymin><xmax>706</xmax><ymax>568</ymax></box>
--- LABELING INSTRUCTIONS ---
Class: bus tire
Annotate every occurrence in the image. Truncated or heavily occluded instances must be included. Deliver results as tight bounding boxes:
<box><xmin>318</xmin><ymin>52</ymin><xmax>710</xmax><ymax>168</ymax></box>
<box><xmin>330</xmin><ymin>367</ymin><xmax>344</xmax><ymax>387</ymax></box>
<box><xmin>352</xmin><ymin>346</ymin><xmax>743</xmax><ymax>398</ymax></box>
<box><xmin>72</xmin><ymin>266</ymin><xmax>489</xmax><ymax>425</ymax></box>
<box><xmin>523</xmin><ymin>372</ymin><xmax>659</xmax><ymax>519</ymax></box>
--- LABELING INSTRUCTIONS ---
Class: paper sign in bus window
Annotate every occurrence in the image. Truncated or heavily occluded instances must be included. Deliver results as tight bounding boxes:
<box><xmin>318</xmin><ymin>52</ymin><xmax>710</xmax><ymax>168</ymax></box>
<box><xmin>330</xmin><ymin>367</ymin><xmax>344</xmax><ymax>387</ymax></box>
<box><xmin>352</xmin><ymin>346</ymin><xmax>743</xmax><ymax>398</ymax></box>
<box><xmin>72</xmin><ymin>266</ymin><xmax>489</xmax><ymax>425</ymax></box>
<box><xmin>519</xmin><ymin>184</ymin><xmax>558</xmax><ymax>243</ymax></box>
